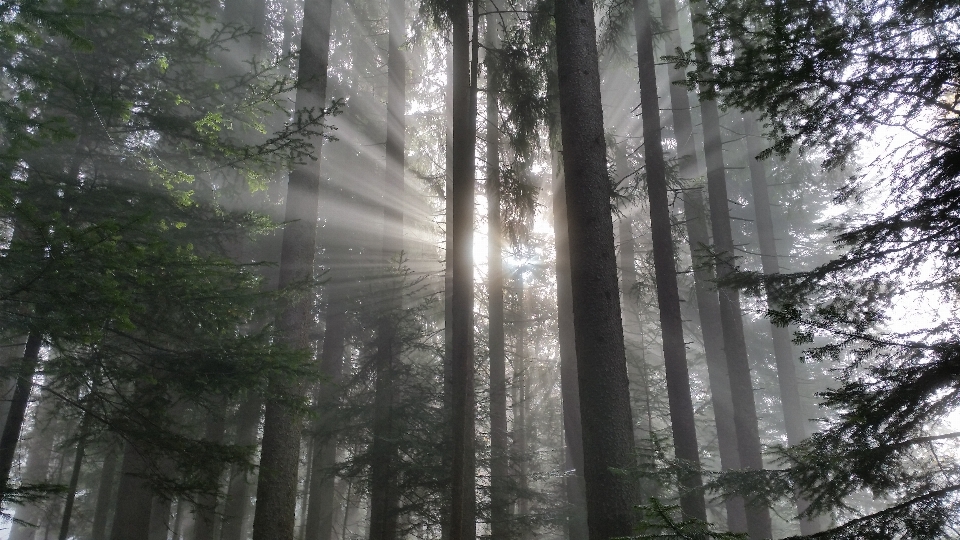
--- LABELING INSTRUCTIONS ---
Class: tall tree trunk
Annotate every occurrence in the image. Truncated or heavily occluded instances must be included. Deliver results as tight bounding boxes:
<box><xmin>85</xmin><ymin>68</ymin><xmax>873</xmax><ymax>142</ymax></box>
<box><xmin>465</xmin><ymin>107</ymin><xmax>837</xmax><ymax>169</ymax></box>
<box><xmin>149</xmin><ymin>497</ymin><xmax>172</xmax><ymax>540</ymax></box>
<box><xmin>368</xmin><ymin>0</ymin><xmax>406</xmax><ymax>535</ymax></box>
<box><xmin>9</xmin><ymin>391</ymin><xmax>58</xmax><ymax>540</ymax></box>
<box><xmin>221</xmin><ymin>396</ymin><xmax>263</xmax><ymax>540</ymax></box>
<box><xmin>552</xmin><ymin>151</ymin><xmax>588</xmax><ymax>540</ymax></box>
<box><xmin>193</xmin><ymin>404</ymin><xmax>227</xmax><ymax>540</ymax></box>
<box><xmin>485</xmin><ymin>15</ymin><xmax>511</xmax><ymax>540</ymax></box>
<box><xmin>0</xmin><ymin>333</ymin><xmax>42</xmax><ymax>502</ymax></box>
<box><xmin>631</xmin><ymin>0</ymin><xmax>706</xmax><ymax>520</ymax></box>
<box><xmin>0</xmin><ymin>336</ymin><xmax>27</xmax><ymax>436</ymax></box>
<box><xmin>110</xmin><ymin>443</ymin><xmax>155</xmax><ymax>540</ymax></box>
<box><xmin>448</xmin><ymin>0</ymin><xmax>478</xmax><ymax>536</ymax></box>
<box><xmin>92</xmin><ymin>442</ymin><xmax>120</xmax><ymax>540</ymax></box>
<box><xmin>656</xmin><ymin>0</ymin><xmax>747</xmax><ymax>528</ymax></box>
<box><xmin>514</xmin><ymin>274</ymin><xmax>529</xmax><ymax>529</ymax></box>
<box><xmin>742</xmin><ymin>112</ymin><xmax>818</xmax><ymax>534</ymax></box>
<box><xmin>553</xmin><ymin>0</ymin><xmax>639</xmax><ymax>535</ymax></box>
<box><xmin>689</xmin><ymin>3</ymin><xmax>772</xmax><ymax>536</ymax></box>
<box><xmin>57</xmin><ymin>408</ymin><xmax>92</xmax><ymax>540</ymax></box>
<box><xmin>251</xmin><ymin>0</ymin><xmax>334</xmax><ymax>533</ymax></box>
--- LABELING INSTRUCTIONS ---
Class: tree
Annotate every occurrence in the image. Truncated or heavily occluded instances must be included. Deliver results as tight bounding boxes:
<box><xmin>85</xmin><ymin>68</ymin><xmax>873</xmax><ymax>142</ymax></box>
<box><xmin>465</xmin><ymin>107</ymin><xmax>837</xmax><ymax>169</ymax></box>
<box><xmin>553</xmin><ymin>0</ymin><xmax>639</xmax><ymax>537</ymax></box>
<box><xmin>687</xmin><ymin>0</ymin><xmax>960</xmax><ymax>536</ymax></box>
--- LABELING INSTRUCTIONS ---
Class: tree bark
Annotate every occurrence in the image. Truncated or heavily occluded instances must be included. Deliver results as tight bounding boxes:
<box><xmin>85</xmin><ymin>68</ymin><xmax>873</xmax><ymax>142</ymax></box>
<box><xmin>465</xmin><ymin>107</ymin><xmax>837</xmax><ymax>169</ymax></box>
<box><xmin>689</xmin><ymin>2</ymin><xmax>772</xmax><ymax>536</ymax></box>
<box><xmin>92</xmin><ymin>442</ymin><xmax>121</xmax><ymax>540</ymax></box>
<box><xmin>448</xmin><ymin>0</ymin><xmax>478</xmax><ymax>536</ymax></box>
<box><xmin>9</xmin><ymin>391</ymin><xmax>58</xmax><ymax>540</ymax></box>
<box><xmin>655</xmin><ymin>0</ymin><xmax>748</xmax><ymax>528</ymax></box>
<box><xmin>221</xmin><ymin>396</ymin><xmax>263</xmax><ymax>540</ymax></box>
<box><xmin>57</xmin><ymin>410</ymin><xmax>91</xmax><ymax>540</ymax></box>
<box><xmin>552</xmin><ymin>150</ymin><xmax>589</xmax><ymax>540</ymax></box>
<box><xmin>303</xmin><ymin>284</ymin><xmax>349</xmax><ymax>540</ymax></box>
<box><xmin>485</xmin><ymin>15</ymin><xmax>511</xmax><ymax>540</ymax></box>
<box><xmin>368</xmin><ymin>0</ymin><xmax>406</xmax><ymax>535</ymax></box>
<box><xmin>149</xmin><ymin>496</ymin><xmax>172</xmax><ymax>540</ymax></box>
<box><xmin>631</xmin><ymin>0</ymin><xmax>706</xmax><ymax>520</ymax></box>
<box><xmin>193</xmin><ymin>403</ymin><xmax>227</xmax><ymax>540</ymax></box>
<box><xmin>0</xmin><ymin>333</ymin><xmax>42</xmax><ymax>502</ymax></box>
<box><xmin>251</xmin><ymin>0</ymin><xmax>334</xmax><ymax>533</ymax></box>
<box><xmin>553</xmin><ymin>0</ymin><xmax>639</xmax><ymax>535</ymax></box>
<box><xmin>742</xmin><ymin>112</ymin><xmax>818</xmax><ymax>534</ymax></box>
<box><xmin>110</xmin><ymin>443</ymin><xmax>154</xmax><ymax>540</ymax></box>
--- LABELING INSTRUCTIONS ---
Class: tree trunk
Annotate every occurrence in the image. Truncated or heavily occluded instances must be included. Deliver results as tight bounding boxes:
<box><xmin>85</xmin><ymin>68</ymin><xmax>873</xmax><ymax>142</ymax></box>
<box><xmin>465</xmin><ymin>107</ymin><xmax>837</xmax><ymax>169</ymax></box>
<box><xmin>486</xmin><ymin>16</ymin><xmax>511</xmax><ymax>540</ymax></box>
<box><xmin>631</xmin><ymin>0</ymin><xmax>706</xmax><ymax>520</ymax></box>
<box><xmin>149</xmin><ymin>497</ymin><xmax>172</xmax><ymax>540</ymax></box>
<box><xmin>655</xmin><ymin>0</ymin><xmax>747</xmax><ymax>528</ymax></box>
<box><xmin>92</xmin><ymin>442</ymin><xmax>121</xmax><ymax>540</ymax></box>
<box><xmin>742</xmin><ymin>112</ymin><xmax>818</xmax><ymax>534</ymax></box>
<box><xmin>689</xmin><ymin>2</ymin><xmax>772</xmax><ymax>536</ymax></box>
<box><xmin>9</xmin><ymin>392</ymin><xmax>58</xmax><ymax>540</ymax></box>
<box><xmin>513</xmin><ymin>274</ymin><xmax>529</xmax><ymax>529</ymax></box>
<box><xmin>251</xmin><ymin>0</ymin><xmax>334</xmax><ymax>532</ymax></box>
<box><xmin>448</xmin><ymin>0</ymin><xmax>478</xmax><ymax>536</ymax></box>
<box><xmin>0</xmin><ymin>333</ymin><xmax>42</xmax><ymax>502</ymax></box>
<box><xmin>0</xmin><ymin>336</ymin><xmax>27</xmax><ymax>436</ymax></box>
<box><xmin>220</xmin><ymin>396</ymin><xmax>263</xmax><ymax>540</ymax></box>
<box><xmin>57</xmin><ymin>410</ymin><xmax>91</xmax><ymax>540</ymax></box>
<box><xmin>193</xmin><ymin>404</ymin><xmax>227</xmax><ymax>540</ymax></box>
<box><xmin>368</xmin><ymin>0</ymin><xmax>406</xmax><ymax>535</ymax></box>
<box><xmin>553</xmin><ymin>0</ymin><xmax>639</xmax><ymax>535</ymax></box>
<box><xmin>552</xmin><ymin>150</ymin><xmax>589</xmax><ymax>540</ymax></box>
<box><xmin>110</xmin><ymin>443</ymin><xmax>155</xmax><ymax>540</ymax></box>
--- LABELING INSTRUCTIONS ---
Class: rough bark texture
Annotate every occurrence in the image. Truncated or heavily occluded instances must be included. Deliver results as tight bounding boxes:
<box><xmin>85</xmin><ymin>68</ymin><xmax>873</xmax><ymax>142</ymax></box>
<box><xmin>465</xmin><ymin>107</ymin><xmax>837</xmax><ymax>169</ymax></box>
<box><xmin>486</xmin><ymin>17</ymin><xmax>511</xmax><ymax>540</ymax></box>
<box><xmin>553</xmin><ymin>0</ymin><xmax>638</xmax><ymax>535</ymax></box>
<box><xmin>632</xmin><ymin>0</ymin><xmax>706</xmax><ymax>520</ymax></box>
<box><xmin>448</xmin><ymin>0</ymin><xmax>478</xmax><ymax>536</ymax></box>
<box><xmin>221</xmin><ymin>397</ymin><xmax>263</xmax><ymax>540</ymax></box>
<box><xmin>368</xmin><ymin>1</ymin><xmax>406</xmax><ymax>535</ymax></box>
<box><xmin>0</xmin><ymin>332</ymin><xmax>42</xmax><ymax>503</ymax></box>
<box><xmin>690</xmin><ymin>2</ymin><xmax>772</xmax><ymax>536</ymax></box>
<box><xmin>743</xmin><ymin>113</ymin><xmax>818</xmax><ymax>534</ymax></box>
<box><xmin>552</xmin><ymin>152</ymin><xmax>589</xmax><ymax>540</ymax></box>
<box><xmin>9</xmin><ymin>392</ymin><xmax>58</xmax><ymax>540</ymax></box>
<box><xmin>110</xmin><ymin>443</ymin><xmax>155</xmax><ymax>540</ymax></box>
<box><xmin>251</xmin><ymin>0</ymin><xmax>334</xmax><ymax>533</ymax></box>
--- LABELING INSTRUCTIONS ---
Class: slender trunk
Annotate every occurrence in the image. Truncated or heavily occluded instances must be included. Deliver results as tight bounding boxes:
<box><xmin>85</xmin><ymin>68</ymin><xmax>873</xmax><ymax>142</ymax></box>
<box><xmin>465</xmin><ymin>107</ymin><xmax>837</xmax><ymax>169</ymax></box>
<box><xmin>194</xmin><ymin>404</ymin><xmax>227</xmax><ymax>540</ymax></box>
<box><xmin>304</xmin><ymin>293</ymin><xmax>348</xmax><ymax>540</ymax></box>
<box><xmin>553</xmin><ymin>0</ymin><xmax>639</xmax><ymax>535</ymax></box>
<box><xmin>552</xmin><ymin>153</ymin><xmax>588</xmax><ymax>540</ymax></box>
<box><xmin>9</xmin><ymin>392</ymin><xmax>58</xmax><ymax>540</ymax></box>
<box><xmin>486</xmin><ymin>16</ymin><xmax>510</xmax><ymax>540</ymax></box>
<box><xmin>110</xmin><ymin>443</ymin><xmax>154</xmax><ymax>540</ymax></box>
<box><xmin>251</xmin><ymin>0</ymin><xmax>334</xmax><ymax>532</ymax></box>
<box><xmin>57</xmin><ymin>413</ymin><xmax>91</xmax><ymax>540</ymax></box>
<box><xmin>92</xmin><ymin>443</ymin><xmax>121</xmax><ymax>540</ymax></box>
<box><xmin>448</xmin><ymin>0</ymin><xmax>478</xmax><ymax>536</ymax></box>
<box><xmin>689</xmin><ymin>3</ymin><xmax>771</xmax><ymax>536</ymax></box>
<box><xmin>221</xmin><ymin>396</ymin><xmax>263</xmax><ymax>540</ymax></box>
<box><xmin>742</xmin><ymin>113</ymin><xmax>818</xmax><ymax>534</ymax></box>
<box><xmin>631</xmin><ymin>0</ymin><xmax>706</xmax><ymax>520</ymax></box>
<box><xmin>172</xmin><ymin>499</ymin><xmax>185</xmax><ymax>540</ymax></box>
<box><xmin>441</xmin><ymin>27</ymin><xmax>456</xmax><ymax>540</ymax></box>
<box><xmin>514</xmin><ymin>274</ymin><xmax>529</xmax><ymax>529</ymax></box>
<box><xmin>0</xmin><ymin>336</ymin><xmax>27</xmax><ymax>436</ymax></box>
<box><xmin>655</xmin><ymin>0</ymin><xmax>747</xmax><ymax>528</ymax></box>
<box><xmin>368</xmin><ymin>0</ymin><xmax>406</xmax><ymax>533</ymax></box>
<box><xmin>0</xmin><ymin>333</ymin><xmax>42</xmax><ymax>502</ymax></box>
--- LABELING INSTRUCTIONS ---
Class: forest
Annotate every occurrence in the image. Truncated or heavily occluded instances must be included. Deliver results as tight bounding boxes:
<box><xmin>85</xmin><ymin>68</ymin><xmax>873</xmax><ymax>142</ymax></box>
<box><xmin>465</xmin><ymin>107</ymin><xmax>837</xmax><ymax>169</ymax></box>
<box><xmin>0</xmin><ymin>0</ymin><xmax>958</xmax><ymax>538</ymax></box>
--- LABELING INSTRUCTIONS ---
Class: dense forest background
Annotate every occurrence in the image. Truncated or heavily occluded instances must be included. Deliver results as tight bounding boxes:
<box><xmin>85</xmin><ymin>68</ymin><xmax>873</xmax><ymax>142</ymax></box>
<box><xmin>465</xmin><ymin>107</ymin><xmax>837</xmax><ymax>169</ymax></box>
<box><xmin>0</xmin><ymin>0</ymin><xmax>957</xmax><ymax>538</ymax></box>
